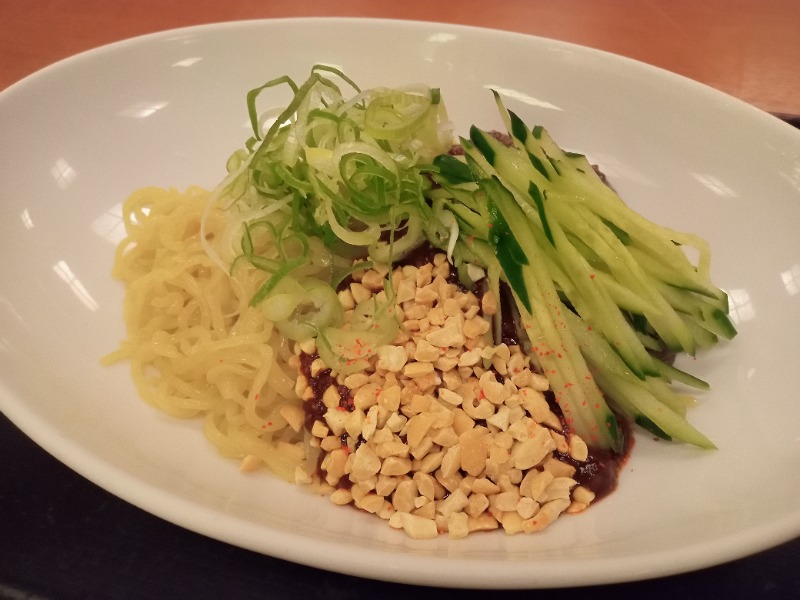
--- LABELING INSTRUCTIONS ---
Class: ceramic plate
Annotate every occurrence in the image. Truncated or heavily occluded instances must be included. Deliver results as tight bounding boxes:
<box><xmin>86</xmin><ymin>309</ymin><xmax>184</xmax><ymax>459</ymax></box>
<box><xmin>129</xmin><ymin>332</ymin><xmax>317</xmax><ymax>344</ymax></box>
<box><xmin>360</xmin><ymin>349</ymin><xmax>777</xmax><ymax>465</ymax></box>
<box><xmin>1</xmin><ymin>18</ymin><xmax>799</xmax><ymax>589</ymax></box>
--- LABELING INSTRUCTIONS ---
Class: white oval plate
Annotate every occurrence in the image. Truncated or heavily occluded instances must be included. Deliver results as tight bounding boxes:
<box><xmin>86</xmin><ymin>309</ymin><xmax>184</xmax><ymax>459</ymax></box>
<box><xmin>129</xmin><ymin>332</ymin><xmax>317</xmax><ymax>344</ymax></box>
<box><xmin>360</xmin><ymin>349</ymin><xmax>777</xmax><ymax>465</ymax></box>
<box><xmin>1</xmin><ymin>18</ymin><xmax>799</xmax><ymax>589</ymax></box>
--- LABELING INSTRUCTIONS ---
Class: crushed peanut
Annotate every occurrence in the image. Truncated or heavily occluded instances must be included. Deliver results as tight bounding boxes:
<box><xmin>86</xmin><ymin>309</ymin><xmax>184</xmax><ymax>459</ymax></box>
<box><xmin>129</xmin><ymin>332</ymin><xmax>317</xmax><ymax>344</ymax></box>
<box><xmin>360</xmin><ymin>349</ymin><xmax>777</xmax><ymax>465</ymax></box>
<box><xmin>294</xmin><ymin>254</ymin><xmax>596</xmax><ymax>539</ymax></box>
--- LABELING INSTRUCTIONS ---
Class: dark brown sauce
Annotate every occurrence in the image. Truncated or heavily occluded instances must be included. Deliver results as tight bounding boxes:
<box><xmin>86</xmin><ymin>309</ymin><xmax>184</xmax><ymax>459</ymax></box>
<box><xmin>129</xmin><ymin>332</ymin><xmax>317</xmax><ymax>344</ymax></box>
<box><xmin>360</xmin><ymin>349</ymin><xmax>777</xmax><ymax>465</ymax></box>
<box><xmin>299</xmin><ymin>352</ymin><xmax>353</xmax><ymax>433</ymax></box>
<box><xmin>298</xmin><ymin>352</ymin><xmax>355</xmax><ymax>487</ymax></box>
<box><xmin>559</xmin><ymin>438</ymin><xmax>632</xmax><ymax>502</ymax></box>
<box><xmin>545</xmin><ymin>392</ymin><xmax>634</xmax><ymax>501</ymax></box>
<box><xmin>497</xmin><ymin>282</ymin><xmax>521</xmax><ymax>347</ymax></box>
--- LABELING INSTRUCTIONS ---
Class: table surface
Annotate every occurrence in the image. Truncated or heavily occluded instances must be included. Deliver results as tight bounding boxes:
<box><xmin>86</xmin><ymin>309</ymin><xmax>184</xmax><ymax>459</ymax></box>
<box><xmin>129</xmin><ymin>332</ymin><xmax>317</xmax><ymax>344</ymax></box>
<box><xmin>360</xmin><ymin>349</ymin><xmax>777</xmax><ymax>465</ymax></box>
<box><xmin>2</xmin><ymin>2</ymin><xmax>799</xmax><ymax>598</ymax></box>
<box><xmin>3</xmin><ymin>0</ymin><xmax>800</xmax><ymax>119</ymax></box>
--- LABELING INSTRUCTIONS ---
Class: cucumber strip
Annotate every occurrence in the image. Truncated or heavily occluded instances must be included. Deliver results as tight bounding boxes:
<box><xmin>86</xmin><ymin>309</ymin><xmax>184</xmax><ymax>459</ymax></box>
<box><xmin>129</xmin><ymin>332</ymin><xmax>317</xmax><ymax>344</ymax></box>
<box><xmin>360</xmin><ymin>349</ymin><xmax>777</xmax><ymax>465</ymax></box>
<box><xmin>554</xmin><ymin>241</ymin><xmax>654</xmax><ymax>376</ymax></box>
<box><xmin>486</xmin><ymin>261</ymin><xmax>504</xmax><ymax>344</ymax></box>
<box><xmin>520</xmin><ymin>271</ymin><xmax>620</xmax><ymax>450</ymax></box>
<box><xmin>562</xmin><ymin>288</ymin><xmax>707</xmax><ymax>398</ymax></box>
<box><xmin>520</xmin><ymin>127</ymin><xmax>569</xmax><ymax>184</ymax></box>
<box><xmin>697</xmin><ymin>304</ymin><xmax>737</xmax><ymax>340</ymax></box>
<box><xmin>593</xmin><ymin>271</ymin><xmax>663</xmax><ymax>315</ymax></box>
<box><xmin>652</xmin><ymin>357</ymin><xmax>710</xmax><ymax>391</ymax></box>
<box><xmin>563</xmin><ymin>298</ymin><xmax>713</xmax><ymax>446</ymax></box>
<box><xmin>539</xmin><ymin>228</ymin><xmax>660</xmax><ymax>321</ymax></box>
<box><xmin>704</xmin><ymin>309</ymin><xmax>736</xmax><ymax>340</ymax></box>
<box><xmin>563</xmin><ymin>306</ymin><xmax>632</xmax><ymax>379</ymax></box>
<box><xmin>678</xmin><ymin>314</ymin><xmax>720</xmax><ymax>350</ymax></box>
<box><xmin>625</xmin><ymin>242</ymin><xmax>721</xmax><ymax>300</ymax></box>
<box><xmin>443</xmin><ymin>200</ymin><xmax>489</xmax><ymax>239</ymax></box>
<box><xmin>500</xmin><ymin>131</ymin><xmax>676</xmax><ymax>366</ymax></box>
<box><xmin>654</xmin><ymin>281</ymin><xmax>733</xmax><ymax>343</ymax></box>
<box><xmin>558</xmin><ymin>188</ymin><xmax>721</xmax><ymax>300</ymax></box>
<box><xmin>555</xmin><ymin>203</ymin><xmax>681</xmax><ymax>316</ymax></box>
<box><xmin>506</xmin><ymin>109</ymin><xmax>721</xmax><ymax>301</ymax></box>
<box><xmin>564</xmin><ymin>304</ymin><xmax>686</xmax><ymax>417</ymax></box>
<box><xmin>469</xmin><ymin>127</ymin><xmax>550</xmax><ymax>201</ymax></box>
<box><xmin>655</xmin><ymin>280</ymin><xmax>710</xmax><ymax>316</ymax></box>
<box><xmin>595</xmin><ymin>371</ymin><xmax>716</xmax><ymax>449</ymax></box>
<box><xmin>640</xmin><ymin>376</ymin><xmax>695</xmax><ymax>417</ymax></box>
<box><xmin>634</xmin><ymin>330</ymin><xmax>663</xmax><ymax>352</ymax></box>
<box><xmin>534</xmin><ymin>208</ymin><xmax>660</xmax><ymax>378</ymax></box>
<box><xmin>484</xmin><ymin>179</ymin><xmax>621</xmax><ymax>450</ymax></box>
<box><xmin>551</xmin><ymin>199</ymin><xmax>699</xmax><ymax>354</ymax></box>
<box><xmin>491</xmin><ymin>96</ymin><xmax>559</xmax><ymax>184</ymax></box>
<box><xmin>565</xmin><ymin>232</ymin><xmax>604</xmax><ymax>269</ymax></box>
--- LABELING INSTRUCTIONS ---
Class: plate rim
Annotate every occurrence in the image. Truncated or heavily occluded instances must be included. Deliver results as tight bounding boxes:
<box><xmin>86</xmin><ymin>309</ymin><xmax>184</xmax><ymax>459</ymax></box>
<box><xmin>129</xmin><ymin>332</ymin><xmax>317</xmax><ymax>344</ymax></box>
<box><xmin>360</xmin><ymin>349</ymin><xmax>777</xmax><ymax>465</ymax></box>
<box><xmin>1</xmin><ymin>16</ymin><xmax>799</xmax><ymax>589</ymax></box>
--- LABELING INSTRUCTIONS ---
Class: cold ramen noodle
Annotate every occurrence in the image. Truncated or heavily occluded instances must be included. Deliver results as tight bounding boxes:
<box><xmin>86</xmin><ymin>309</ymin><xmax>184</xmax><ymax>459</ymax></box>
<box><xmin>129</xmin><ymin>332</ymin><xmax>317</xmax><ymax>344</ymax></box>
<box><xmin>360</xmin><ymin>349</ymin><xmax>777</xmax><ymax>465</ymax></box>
<box><xmin>104</xmin><ymin>65</ymin><xmax>736</xmax><ymax>539</ymax></box>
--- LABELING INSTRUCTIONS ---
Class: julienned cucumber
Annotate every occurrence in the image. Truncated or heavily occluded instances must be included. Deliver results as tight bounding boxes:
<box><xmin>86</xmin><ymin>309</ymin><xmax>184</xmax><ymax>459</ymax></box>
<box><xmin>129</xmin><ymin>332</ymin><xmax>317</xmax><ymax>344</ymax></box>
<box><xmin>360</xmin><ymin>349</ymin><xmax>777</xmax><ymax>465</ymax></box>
<box><xmin>433</xmin><ymin>92</ymin><xmax>735</xmax><ymax>450</ymax></box>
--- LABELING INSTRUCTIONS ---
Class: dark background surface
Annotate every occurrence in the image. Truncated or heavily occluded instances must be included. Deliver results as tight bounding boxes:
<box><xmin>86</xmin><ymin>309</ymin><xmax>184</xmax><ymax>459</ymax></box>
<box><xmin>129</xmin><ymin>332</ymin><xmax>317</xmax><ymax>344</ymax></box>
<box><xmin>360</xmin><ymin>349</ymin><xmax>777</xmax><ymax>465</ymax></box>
<box><xmin>1</xmin><ymin>409</ymin><xmax>799</xmax><ymax>600</ymax></box>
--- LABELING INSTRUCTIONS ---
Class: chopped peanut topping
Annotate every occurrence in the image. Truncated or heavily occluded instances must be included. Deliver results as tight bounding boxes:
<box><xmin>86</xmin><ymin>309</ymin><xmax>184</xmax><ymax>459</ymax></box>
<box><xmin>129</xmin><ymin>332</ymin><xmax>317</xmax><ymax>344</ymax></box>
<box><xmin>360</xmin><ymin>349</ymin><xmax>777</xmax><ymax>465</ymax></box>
<box><xmin>292</xmin><ymin>254</ymin><xmax>596</xmax><ymax>538</ymax></box>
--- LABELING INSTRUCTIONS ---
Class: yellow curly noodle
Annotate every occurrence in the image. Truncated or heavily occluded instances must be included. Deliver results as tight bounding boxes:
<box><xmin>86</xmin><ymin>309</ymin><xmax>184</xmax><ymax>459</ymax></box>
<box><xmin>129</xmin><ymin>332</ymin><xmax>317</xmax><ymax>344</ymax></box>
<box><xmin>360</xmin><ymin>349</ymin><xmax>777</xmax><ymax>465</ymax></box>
<box><xmin>104</xmin><ymin>186</ymin><xmax>306</xmax><ymax>481</ymax></box>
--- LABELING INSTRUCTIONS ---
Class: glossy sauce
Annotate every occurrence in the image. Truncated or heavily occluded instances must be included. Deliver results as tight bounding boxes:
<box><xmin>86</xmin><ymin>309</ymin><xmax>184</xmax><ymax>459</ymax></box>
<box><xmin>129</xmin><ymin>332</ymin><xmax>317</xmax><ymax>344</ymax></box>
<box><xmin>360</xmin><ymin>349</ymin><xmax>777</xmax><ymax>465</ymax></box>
<box><xmin>299</xmin><ymin>352</ymin><xmax>353</xmax><ymax>432</ymax></box>
<box><xmin>547</xmin><ymin>393</ymin><xmax>634</xmax><ymax>501</ymax></box>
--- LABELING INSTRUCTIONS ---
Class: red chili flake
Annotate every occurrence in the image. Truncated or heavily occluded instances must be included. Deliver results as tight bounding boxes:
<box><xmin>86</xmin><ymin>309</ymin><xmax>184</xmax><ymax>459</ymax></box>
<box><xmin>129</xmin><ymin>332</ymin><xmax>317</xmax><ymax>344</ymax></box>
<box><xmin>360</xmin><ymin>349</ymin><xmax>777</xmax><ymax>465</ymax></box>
<box><xmin>550</xmin><ymin>369</ymin><xmax>557</xmax><ymax>374</ymax></box>
<box><xmin>261</xmin><ymin>424</ymin><xmax>266</xmax><ymax>429</ymax></box>
<box><xmin>590</xmin><ymin>273</ymin><xmax>596</xmax><ymax>280</ymax></box>
<box><xmin>254</xmin><ymin>393</ymin><xmax>260</xmax><ymax>400</ymax></box>
<box><xmin>557</xmin><ymin>353</ymin><xmax>562</xmax><ymax>359</ymax></box>
<box><xmin>342</xmin><ymin>445</ymin><xmax>351</xmax><ymax>455</ymax></box>
<box><xmin>587</xmin><ymin>326</ymin><xmax>592</xmax><ymax>331</ymax></box>
<box><xmin>564</xmin><ymin>382</ymin><xmax>573</xmax><ymax>388</ymax></box>
<box><xmin>267</xmin><ymin>421</ymin><xmax>273</xmax><ymax>426</ymax></box>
